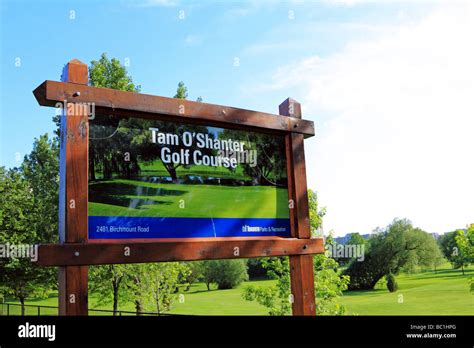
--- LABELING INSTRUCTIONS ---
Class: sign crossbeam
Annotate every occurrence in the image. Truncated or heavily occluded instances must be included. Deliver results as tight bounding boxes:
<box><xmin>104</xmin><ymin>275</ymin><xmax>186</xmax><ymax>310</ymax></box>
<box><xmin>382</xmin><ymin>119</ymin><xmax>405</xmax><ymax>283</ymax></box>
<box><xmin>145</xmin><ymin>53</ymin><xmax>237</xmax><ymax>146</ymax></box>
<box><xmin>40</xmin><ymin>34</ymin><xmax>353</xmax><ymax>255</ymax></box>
<box><xmin>33</xmin><ymin>80</ymin><xmax>315</xmax><ymax>137</ymax></box>
<box><xmin>36</xmin><ymin>238</ymin><xmax>324</xmax><ymax>266</ymax></box>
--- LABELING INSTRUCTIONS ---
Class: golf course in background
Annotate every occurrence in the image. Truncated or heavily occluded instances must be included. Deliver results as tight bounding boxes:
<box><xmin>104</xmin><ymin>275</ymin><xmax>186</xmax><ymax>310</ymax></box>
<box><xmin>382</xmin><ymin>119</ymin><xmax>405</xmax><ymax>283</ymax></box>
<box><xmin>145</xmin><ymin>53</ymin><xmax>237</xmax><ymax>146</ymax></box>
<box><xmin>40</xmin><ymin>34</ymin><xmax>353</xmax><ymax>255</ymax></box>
<box><xmin>3</xmin><ymin>263</ymin><xmax>472</xmax><ymax>316</ymax></box>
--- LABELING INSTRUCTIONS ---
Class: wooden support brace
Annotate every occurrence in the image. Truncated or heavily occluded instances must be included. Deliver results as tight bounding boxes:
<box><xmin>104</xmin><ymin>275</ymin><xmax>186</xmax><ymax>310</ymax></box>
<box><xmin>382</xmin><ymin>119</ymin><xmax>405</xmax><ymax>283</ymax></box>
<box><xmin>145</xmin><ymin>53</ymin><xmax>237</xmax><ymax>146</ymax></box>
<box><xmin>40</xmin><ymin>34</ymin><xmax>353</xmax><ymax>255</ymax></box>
<box><xmin>280</xmin><ymin>98</ymin><xmax>317</xmax><ymax>316</ymax></box>
<box><xmin>58</xmin><ymin>59</ymin><xmax>89</xmax><ymax>316</ymax></box>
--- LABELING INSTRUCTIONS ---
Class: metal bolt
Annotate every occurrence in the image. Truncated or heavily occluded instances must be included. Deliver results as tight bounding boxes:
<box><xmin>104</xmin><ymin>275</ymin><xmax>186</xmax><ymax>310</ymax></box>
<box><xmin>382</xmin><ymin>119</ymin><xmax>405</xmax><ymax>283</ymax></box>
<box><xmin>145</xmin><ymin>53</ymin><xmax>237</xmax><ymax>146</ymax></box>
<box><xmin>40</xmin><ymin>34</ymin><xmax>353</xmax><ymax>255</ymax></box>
<box><xmin>73</xmin><ymin>91</ymin><xmax>81</xmax><ymax>97</ymax></box>
<box><xmin>303</xmin><ymin>245</ymin><xmax>308</xmax><ymax>250</ymax></box>
<box><xmin>74</xmin><ymin>251</ymin><xmax>80</xmax><ymax>257</ymax></box>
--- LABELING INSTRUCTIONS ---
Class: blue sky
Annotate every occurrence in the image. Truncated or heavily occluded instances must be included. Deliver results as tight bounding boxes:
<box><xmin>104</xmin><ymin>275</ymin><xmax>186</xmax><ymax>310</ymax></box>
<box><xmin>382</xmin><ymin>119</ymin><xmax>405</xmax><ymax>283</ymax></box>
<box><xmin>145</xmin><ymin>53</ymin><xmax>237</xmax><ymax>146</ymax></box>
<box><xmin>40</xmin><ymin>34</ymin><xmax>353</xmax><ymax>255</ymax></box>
<box><xmin>1</xmin><ymin>0</ymin><xmax>472</xmax><ymax>235</ymax></box>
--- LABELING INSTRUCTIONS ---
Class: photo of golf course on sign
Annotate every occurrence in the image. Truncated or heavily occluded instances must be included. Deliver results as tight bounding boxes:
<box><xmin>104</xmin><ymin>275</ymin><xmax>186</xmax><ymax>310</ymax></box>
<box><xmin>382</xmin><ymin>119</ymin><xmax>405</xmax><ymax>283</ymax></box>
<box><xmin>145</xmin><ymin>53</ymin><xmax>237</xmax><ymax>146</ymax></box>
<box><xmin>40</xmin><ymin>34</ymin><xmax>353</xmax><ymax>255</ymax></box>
<box><xmin>88</xmin><ymin>115</ymin><xmax>290</xmax><ymax>239</ymax></box>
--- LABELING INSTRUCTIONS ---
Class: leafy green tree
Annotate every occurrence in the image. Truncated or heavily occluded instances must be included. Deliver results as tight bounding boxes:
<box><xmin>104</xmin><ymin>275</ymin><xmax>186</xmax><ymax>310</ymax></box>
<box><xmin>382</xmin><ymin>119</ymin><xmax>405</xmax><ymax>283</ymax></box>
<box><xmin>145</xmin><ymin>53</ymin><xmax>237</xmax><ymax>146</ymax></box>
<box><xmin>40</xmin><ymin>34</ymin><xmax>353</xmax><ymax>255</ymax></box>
<box><xmin>413</xmin><ymin>233</ymin><xmax>445</xmax><ymax>273</ymax></box>
<box><xmin>438</xmin><ymin>231</ymin><xmax>459</xmax><ymax>267</ymax></box>
<box><xmin>202</xmin><ymin>260</ymin><xmax>248</xmax><ymax>290</ymax></box>
<box><xmin>174</xmin><ymin>81</ymin><xmax>188</xmax><ymax>99</ymax></box>
<box><xmin>89</xmin><ymin>54</ymin><xmax>140</xmax><ymax>91</ymax></box>
<box><xmin>180</xmin><ymin>261</ymin><xmax>203</xmax><ymax>291</ymax></box>
<box><xmin>0</xmin><ymin>167</ymin><xmax>54</xmax><ymax>314</ymax></box>
<box><xmin>21</xmin><ymin>134</ymin><xmax>59</xmax><ymax>244</ymax></box>
<box><xmin>347</xmin><ymin>233</ymin><xmax>366</xmax><ymax>246</ymax></box>
<box><xmin>438</xmin><ymin>225</ymin><xmax>473</xmax><ymax>274</ymax></box>
<box><xmin>121</xmin><ymin>263</ymin><xmax>186</xmax><ymax>315</ymax></box>
<box><xmin>89</xmin><ymin>264</ymin><xmax>127</xmax><ymax>315</ymax></box>
<box><xmin>309</xmin><ymin>190</ymin><xmax>326</xmax><ymax>235</ymax></box>
<box><xmin>122</xmin><ymin>264</ymin><xmax>149</xmax><ymax>315</ymax></box>
<box><xmin>243</xmin><ymin>189</ymin><xmax>349</xmax><ymax>315</ymax></box>
<box><xmin>454</xmin><ymin>227</ymin><xmax>474</xmax><ymax>275</ymax></box>
<box><xmin>0</xmin><ymin>135</ymin><xmax>59</xmax><ymax>314</ymax></box>
<box><xmin>201</xmin><ymin>260</ymin><xmax>218</xmax><ymax>291</ymax></box>
<box><xmin>146</xmin><ymin>263</ymin><xmax>186</xmax><ymax>314</ymax></box>
<box><xmin>343</xmin><ymin>218</ymin><xmax>444</xmax><ymax>290</ymax></box>
<box><xmin>243</xmin><ymin>257</ymin><xmax>291</xmax><ymax>315</ymax></box>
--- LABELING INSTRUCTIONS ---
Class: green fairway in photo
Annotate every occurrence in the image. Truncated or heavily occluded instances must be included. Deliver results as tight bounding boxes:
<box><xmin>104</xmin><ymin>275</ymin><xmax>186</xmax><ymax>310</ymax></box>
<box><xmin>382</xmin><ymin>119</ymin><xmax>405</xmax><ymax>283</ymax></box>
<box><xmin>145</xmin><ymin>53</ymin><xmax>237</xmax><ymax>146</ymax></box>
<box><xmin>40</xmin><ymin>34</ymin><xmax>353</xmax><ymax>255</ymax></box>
<box><xmin>88</xmin><ymin>179</ymin><xmax>290</xmax><ymax>218</ymax></box>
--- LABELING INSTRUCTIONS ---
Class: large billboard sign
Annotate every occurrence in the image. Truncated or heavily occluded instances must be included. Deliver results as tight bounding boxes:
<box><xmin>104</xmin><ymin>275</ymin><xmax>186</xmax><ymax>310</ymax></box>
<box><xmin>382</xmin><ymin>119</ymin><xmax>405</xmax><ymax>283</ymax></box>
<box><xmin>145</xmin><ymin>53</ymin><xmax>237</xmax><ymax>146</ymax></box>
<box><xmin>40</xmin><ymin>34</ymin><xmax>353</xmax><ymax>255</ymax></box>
<box><xmin>88</xmin><ymin>116</ymin><xmax>291</xmax><ymax>239</ymax></box>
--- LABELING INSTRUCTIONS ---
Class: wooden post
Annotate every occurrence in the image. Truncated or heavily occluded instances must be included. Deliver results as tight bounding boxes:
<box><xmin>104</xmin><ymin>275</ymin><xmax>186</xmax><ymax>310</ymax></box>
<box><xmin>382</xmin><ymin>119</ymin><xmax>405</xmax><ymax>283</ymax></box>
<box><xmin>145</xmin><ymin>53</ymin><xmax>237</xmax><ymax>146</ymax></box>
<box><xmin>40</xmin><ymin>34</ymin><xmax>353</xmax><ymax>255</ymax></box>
<box><xmin>58</xmin><ymin>59</ymin><xmax>89</xmax><ymax>315</ymax></box>
<box><xmin>280</xmin><ymin>98</ymin><xmax>316</xmax><ymax>316</ymax></box>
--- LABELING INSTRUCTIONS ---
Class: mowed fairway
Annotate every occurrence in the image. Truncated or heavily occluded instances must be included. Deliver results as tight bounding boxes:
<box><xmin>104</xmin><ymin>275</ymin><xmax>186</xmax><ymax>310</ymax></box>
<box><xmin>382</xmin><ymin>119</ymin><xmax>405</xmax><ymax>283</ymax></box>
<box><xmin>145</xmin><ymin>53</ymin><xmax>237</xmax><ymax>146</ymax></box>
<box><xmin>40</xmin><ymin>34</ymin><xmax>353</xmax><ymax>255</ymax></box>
<box><xmin>4</xmin><ymin>265</ymin><xmax>472</xmax><ymax>316</ymax></box>
<box><xmin>89</xmin><ymin>179</ymin><xmax>289</xmax><ymax>218</ymax></box>
<box><xmin>339</xmin><ymin>265</ymin><xmax>473</xmax><ymax>315</ymax></box>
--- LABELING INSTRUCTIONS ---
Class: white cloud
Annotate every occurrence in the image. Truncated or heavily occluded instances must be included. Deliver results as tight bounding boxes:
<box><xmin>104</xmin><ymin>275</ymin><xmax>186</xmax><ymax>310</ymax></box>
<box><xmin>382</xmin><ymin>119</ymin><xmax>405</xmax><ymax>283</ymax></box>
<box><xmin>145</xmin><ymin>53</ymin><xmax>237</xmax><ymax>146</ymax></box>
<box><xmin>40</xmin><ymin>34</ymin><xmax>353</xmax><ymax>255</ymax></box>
<box><xmin>263</xmin><ymin>2</ymin><xmax>474</xmax><ymax>234</ymax></box>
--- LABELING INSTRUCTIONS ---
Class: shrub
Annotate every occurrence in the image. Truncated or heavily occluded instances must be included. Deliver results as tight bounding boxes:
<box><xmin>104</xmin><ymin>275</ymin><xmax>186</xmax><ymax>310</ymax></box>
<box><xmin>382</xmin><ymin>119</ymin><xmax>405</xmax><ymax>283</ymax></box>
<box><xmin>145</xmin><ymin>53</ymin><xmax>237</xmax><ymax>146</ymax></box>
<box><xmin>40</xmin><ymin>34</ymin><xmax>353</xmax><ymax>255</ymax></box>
<box><xmin>386</xmin><ymin>273</ymin><xmax>398</xmax><ymax>292</ymax></box>
<box><xmin>204</xmin><ymin>260</ymin><xmax>248</xmax><ymax>290</ymax></box>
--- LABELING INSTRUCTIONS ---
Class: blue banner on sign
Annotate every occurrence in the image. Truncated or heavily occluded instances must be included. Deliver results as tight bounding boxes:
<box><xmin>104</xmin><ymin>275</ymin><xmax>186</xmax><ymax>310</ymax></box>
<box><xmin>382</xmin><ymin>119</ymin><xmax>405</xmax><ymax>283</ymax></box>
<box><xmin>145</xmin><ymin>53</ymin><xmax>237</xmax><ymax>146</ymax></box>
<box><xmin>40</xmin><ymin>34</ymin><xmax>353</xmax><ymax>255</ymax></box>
<box><xmin>89</xmin><ymin>216</ymin><xmax>291</xmax><ymax>239</ymax></box>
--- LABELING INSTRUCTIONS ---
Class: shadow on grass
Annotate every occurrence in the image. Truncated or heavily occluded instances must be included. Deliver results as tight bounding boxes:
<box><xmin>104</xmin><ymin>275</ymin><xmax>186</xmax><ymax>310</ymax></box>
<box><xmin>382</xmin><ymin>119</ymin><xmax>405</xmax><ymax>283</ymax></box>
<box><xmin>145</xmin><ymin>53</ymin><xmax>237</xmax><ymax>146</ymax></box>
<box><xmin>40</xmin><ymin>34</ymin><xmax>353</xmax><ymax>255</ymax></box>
<box><xmin>342</xmin><ymin>288</ymin><xmax>388</xmax><ymax>297</ymax></box>
<box><xmin>89</xmin><ymin>181</ymin><xmax>187</xmax><ymax>209</ymax></box>
<box><xmin>405</xmin><ymin>269</ymin><xmax>473</xmax><ymax>280</ymax></box>
<box><xmin>185</xmin><ymin>288</ymin><xmax>220</xmax><ymax>295</ymax></box>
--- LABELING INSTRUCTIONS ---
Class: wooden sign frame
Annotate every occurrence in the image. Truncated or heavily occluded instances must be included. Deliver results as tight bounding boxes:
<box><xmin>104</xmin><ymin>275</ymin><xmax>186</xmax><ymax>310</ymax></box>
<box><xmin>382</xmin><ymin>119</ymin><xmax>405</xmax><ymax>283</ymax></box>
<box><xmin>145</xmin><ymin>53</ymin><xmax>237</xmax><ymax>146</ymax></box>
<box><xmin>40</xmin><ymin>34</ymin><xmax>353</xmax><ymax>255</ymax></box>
<box><xmin>33</xmin><ymin>59</ymin><xmax>324</xmax><ymax>316</ymax></box>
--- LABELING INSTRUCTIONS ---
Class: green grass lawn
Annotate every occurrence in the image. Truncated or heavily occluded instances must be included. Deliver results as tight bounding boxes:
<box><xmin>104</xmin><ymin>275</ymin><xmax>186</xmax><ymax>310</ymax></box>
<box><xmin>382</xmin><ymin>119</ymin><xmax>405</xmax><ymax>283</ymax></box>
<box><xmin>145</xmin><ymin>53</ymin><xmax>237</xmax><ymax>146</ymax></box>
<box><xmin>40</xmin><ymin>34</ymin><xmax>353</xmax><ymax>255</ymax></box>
<box><xmin>89</xmin><ymin>179</ymin><xmax>290</xmax><ymax>218</ymax></box>
<box><xmin>3</xmin><ymin>265</ymin><xmax>472</xmax><ymax>316</ymax></box>
<box><xmin>1</xmin><ymin>279</ymin><xmax>276</xmax><ymax>316</ymax></box>
<box><xmin>339</xmin><ymin>264</ymin><xmax>473</xmax><ymax>315</ymax></box>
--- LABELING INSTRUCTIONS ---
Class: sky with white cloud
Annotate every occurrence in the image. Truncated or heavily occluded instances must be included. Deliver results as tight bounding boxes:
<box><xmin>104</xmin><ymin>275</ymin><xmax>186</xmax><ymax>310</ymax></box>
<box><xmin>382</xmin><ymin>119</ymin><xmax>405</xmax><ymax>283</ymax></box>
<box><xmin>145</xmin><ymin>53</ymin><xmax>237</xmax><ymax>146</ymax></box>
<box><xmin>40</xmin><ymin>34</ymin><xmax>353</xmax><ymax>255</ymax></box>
<box><xmin>1</xmin><ymin>0</ymin><xmax>472</xmax><ymax>236</ymax></box>
<box><xmin>250</xmin><ymin>1</ymin><xmax>474</xmax><ymax>235</ymax></box>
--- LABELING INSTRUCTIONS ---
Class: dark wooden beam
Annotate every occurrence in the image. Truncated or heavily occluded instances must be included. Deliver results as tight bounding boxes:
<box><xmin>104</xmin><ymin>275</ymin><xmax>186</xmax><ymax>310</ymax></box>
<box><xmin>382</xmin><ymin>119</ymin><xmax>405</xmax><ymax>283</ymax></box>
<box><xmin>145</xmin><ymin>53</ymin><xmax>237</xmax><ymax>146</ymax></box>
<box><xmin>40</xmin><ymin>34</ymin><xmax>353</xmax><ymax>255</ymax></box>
<box><xmin>58</xmin><ymin>59</ymin><xmax>89</xmax><ymax>316</ymax></box>
<box><xmin>33</xmin><ymin>80</ymin><xmax>315</xmax><ymax>137</ymax></box>
<box><xmin>281</xmin><ymin>97</ymin><xmax>317</xmax><ymax>316</ymax></box>
<box><xmin>36</xmin><ymin>238</ymin><xmax>324</xmax><ymax>266</ymax></box>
